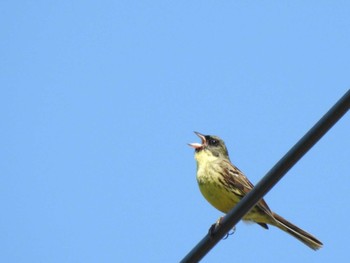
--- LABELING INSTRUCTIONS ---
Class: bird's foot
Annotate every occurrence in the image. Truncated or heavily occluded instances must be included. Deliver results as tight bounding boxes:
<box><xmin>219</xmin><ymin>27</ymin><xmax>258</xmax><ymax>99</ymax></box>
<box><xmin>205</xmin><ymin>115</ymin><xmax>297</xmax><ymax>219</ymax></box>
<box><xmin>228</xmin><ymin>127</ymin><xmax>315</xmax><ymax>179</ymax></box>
<box><xmin>208</xmin><ymin>216</ymin><xmax>224</xmax><ymax>236</ymax></box>
<box><xmin>208</xmin><ymin>216</ymin><xmax>236</xmax><ymax>240</ymax></box>
<box><xmin>223</xmin><ymin>226</ymin><xmax>236</xmax><ymax>240</ymax></box>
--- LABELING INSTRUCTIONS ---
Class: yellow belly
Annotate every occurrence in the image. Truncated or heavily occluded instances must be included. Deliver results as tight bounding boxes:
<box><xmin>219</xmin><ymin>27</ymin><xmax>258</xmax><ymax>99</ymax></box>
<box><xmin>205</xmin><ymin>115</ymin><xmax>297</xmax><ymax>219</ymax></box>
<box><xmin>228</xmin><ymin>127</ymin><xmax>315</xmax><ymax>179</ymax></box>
<box><xmin>198</xmin><ymin>179</ymin><xmax>241</xmax><ymax>214</ymax></box>
<box><xmin>198</xmin><ymin>181</ymin><xmax>271</xmax><ymax>224</ymax></box>
<box><xmin>194</xmin><ymin>151</ymin><xmax>272</xmax><ymax>224</ymax></box>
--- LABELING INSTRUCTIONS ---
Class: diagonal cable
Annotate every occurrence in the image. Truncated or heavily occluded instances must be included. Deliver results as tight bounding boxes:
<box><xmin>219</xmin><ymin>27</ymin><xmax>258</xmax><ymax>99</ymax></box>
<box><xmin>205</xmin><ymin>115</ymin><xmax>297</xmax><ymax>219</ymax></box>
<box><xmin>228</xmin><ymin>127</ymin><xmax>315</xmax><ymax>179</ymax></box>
<box><xmin>181</xmin><ymin>89</ymin><xmax>350</xmax><ymax>263</ymax></box>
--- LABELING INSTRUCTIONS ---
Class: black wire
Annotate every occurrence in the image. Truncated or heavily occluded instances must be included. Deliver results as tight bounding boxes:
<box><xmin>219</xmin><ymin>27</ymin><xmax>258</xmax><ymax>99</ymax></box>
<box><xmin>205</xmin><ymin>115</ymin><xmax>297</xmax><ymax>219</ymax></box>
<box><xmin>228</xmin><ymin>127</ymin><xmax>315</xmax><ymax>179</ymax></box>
<box><xmin>181</xmin><ymin>89</ymin><xmax>350</xmax><ymax>263</ymax></box>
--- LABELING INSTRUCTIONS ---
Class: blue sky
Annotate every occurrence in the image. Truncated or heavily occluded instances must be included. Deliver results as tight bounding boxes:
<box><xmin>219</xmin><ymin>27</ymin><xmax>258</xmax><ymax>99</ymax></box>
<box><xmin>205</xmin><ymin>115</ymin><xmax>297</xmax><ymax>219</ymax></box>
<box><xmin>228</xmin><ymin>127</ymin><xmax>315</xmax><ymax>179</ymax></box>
<box><xmin>1</xmin><ymin>1</ymin><xmax>350</xmax><ymax>262</ymax></box>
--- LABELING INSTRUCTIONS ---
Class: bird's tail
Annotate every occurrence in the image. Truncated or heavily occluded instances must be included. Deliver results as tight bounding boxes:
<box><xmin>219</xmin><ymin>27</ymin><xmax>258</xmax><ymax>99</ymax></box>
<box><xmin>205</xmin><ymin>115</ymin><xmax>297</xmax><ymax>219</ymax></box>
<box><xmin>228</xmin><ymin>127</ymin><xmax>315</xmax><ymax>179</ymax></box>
<box><xmin>271</xmin><ymin>212</ymin><xmax>323</xmax><ymax>250</ymax></box>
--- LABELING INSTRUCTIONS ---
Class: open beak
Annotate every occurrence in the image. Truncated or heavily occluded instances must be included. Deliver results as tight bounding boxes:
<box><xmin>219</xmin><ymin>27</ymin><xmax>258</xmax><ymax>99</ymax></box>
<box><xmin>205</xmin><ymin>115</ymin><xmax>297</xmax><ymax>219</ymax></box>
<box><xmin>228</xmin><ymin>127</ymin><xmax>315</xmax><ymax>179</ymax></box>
<box><xmin>188</xmin><ymin>131</ymin><xmax>207</xmax><ymax>150</ymax></box>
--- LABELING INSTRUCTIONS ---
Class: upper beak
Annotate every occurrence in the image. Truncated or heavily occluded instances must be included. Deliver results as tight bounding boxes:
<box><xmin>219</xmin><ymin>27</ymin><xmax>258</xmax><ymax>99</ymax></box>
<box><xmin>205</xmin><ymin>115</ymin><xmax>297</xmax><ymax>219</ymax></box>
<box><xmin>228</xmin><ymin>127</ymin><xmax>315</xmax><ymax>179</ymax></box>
<box><xmin>188</xmin><ymin>131</ymin><xmax>207</xmax><ymax>150</ymax></box>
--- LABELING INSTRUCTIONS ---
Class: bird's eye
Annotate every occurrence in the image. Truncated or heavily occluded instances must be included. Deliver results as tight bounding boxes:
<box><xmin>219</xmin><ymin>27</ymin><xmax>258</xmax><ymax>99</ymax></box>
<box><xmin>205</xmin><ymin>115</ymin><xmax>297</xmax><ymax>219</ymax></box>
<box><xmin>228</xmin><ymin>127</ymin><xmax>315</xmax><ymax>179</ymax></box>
<box><xmin>209</xmin><ymin>139</ymin><xmax>218</xmax><ymax>146</ymax></box>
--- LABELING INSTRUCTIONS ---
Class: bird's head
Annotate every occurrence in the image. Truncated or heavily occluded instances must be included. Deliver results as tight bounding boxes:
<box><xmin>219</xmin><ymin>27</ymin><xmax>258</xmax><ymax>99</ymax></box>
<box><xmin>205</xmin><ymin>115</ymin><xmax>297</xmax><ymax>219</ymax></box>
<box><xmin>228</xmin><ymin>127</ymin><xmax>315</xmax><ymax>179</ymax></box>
<box><xmin>188</xmin><ymin>131</ymin><xmax>229</xmax><ymax>159</ymax></box>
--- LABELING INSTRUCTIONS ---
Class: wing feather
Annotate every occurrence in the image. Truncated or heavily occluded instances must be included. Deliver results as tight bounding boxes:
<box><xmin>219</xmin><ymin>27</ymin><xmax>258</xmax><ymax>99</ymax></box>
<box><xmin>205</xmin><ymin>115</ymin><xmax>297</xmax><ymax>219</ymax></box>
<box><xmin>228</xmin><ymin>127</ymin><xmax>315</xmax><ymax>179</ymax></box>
<box><xmin>220</xmin><ymin>159</ymin><xmax>272</xmax><ymax>214</ymax></box>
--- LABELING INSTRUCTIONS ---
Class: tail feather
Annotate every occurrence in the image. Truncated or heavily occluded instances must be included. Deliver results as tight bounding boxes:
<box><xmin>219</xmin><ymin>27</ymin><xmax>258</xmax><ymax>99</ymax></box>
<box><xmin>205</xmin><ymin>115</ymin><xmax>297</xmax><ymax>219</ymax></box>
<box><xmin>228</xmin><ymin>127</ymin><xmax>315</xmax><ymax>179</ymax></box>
<box><xmin>271</xmin><ymin>212</ymin><xmax>323</xmax><ymax>250</ymax></box>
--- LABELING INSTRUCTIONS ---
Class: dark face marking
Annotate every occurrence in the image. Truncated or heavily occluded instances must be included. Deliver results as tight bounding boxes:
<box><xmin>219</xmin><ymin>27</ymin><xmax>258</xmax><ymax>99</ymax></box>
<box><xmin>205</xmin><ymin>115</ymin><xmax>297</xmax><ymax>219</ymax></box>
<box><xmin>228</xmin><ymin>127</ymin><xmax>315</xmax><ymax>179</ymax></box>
<box><xmin>204</xmin><ymin>135</ymin><xmax>229</xmax><ymax>158</ymax></box>
<box><xmin>206</xmin><ymin>136</ymin><xmax>220</xmax><ymax>147</ymax></box>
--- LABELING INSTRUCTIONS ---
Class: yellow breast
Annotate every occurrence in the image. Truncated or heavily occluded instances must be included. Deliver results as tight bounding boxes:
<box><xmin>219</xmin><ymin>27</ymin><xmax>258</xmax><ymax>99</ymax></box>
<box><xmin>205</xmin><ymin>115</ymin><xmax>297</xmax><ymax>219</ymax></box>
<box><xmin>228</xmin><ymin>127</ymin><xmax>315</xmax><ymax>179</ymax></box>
<box><xmin>195</xmin><ymin>150</ymin><xmax>241</xmax><ymax>213</ymax></box>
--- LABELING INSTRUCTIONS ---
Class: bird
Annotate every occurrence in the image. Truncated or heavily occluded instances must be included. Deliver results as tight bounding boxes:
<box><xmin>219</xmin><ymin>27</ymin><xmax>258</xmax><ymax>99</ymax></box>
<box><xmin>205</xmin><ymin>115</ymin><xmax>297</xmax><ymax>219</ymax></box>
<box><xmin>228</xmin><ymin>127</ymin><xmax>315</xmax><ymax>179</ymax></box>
<box><xmin>188</xmin><ymin>131</ymin><xmax>323</xmax><ymax>250</ymax></box>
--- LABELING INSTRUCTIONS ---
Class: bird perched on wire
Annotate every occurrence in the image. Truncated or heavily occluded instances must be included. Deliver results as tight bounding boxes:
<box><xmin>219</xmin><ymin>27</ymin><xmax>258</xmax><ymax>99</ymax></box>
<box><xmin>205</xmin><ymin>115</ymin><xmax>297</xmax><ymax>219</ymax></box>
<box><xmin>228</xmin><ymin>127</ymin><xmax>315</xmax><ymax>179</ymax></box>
<box><xmin>189</xmin><ymin>131</ymin><xmax>323</xmax><ymax>250</ymax></box>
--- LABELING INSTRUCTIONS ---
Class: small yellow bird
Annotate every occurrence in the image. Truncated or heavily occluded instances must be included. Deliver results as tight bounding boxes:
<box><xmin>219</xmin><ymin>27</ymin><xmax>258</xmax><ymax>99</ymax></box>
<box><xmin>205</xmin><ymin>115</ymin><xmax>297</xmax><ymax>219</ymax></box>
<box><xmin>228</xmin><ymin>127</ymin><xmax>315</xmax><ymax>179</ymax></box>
<box><xmin>189</xmin><ymin>132</ymin><xmax>323</xmax><ymax>250</ymax></box>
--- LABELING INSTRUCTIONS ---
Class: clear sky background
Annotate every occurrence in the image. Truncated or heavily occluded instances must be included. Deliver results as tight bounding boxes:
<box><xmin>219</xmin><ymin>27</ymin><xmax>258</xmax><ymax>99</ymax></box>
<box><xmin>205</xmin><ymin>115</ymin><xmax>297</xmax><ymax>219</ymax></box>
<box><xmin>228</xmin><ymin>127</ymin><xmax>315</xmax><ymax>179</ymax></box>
<box><xmin>1</xmin><ymin>1</ymin><xmax>350</xmax><ymax>262</ymax></box>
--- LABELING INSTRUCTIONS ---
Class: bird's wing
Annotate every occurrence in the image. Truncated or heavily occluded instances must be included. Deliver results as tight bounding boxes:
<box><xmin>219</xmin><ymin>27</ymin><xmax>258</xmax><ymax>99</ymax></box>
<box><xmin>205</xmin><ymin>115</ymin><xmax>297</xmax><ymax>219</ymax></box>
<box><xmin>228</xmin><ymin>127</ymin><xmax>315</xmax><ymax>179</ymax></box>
<box><xmin>221</xmin><ymin>159</ymin><xmax>272</xmax><ymax>214</ymax></box>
